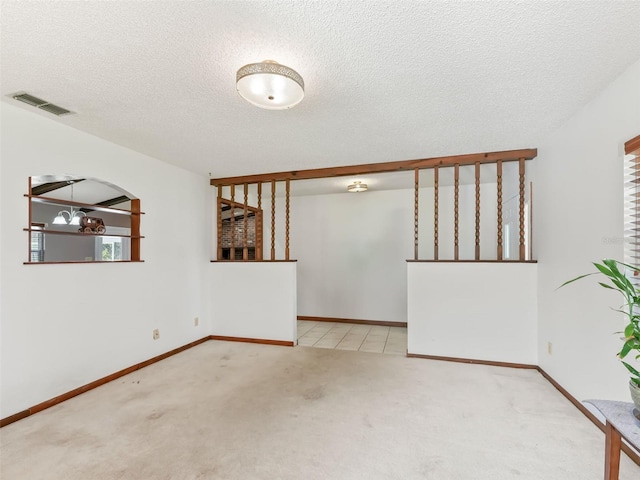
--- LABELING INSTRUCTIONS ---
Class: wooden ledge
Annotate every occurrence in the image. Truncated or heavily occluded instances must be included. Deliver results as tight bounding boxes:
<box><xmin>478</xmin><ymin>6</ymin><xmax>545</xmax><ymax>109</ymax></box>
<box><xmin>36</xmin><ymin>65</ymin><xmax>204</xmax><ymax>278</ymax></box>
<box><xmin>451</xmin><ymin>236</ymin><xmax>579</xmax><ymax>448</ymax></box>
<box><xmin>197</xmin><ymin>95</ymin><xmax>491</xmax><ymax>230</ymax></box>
<box><xmin>24</xmin><ymin>260</ymin><xmax>145</xmax><ymax>265</ymax></box>
<box><xmin>406</xmin><ymin>259</ymin><xmax>537</xmax><ymax>263</ymax></box>
<box><xmin>210</xmin><ymin>260</ymin><xmax>297</xmax><ymax>263</ymax></box>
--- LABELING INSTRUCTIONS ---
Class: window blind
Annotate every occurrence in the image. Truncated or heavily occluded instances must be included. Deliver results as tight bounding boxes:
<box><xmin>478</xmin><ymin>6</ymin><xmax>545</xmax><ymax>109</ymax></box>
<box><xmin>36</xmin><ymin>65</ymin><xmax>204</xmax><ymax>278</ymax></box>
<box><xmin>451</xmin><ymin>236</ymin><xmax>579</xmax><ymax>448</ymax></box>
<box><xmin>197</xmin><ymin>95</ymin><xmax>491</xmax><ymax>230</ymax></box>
<box><xmin>624</xmin><ymin>135</ymin><xmax>640</xmax><ymax>266</ymax></box>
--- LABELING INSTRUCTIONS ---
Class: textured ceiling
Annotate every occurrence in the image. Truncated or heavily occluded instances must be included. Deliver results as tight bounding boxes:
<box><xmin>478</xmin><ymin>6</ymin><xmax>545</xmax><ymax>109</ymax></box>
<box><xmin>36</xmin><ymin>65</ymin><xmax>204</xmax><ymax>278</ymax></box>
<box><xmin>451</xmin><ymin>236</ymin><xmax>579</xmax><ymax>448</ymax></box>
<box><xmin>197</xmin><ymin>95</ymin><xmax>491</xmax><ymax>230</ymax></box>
<box><xmin>2</xmin><ymin>1</ymin><xmax>640</xmax><ymax>179</ymax></box>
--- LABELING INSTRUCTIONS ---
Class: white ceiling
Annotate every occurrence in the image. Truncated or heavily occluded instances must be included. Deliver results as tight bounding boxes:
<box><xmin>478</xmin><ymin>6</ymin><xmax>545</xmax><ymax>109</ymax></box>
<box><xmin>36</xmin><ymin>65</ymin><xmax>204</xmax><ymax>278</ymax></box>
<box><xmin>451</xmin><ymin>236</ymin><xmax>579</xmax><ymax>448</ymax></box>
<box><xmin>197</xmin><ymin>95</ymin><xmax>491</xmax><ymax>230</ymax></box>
<box><xmin>2</xmin><ymin>1</ymin><xmax>640</xmax><ymax>182</ymax></box>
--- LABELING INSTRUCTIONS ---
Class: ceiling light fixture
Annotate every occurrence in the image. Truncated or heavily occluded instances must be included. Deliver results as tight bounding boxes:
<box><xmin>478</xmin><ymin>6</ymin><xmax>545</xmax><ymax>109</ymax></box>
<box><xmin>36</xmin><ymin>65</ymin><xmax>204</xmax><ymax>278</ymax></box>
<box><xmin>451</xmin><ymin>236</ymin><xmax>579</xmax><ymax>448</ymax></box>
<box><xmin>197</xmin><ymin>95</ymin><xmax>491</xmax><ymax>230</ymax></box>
<box><xmin>236</xmin><ymin>60</ymin><xmax>304</xmax><ymax>110</ymax></box>
<box><xmin>52</xmin><ymin>181</ymin><xmax>86</xmax><ymax>225</ymax></box>
<box><xmin>347</xmin><ymin>181</ymin><xmax>368</xmax><ymax>193</ymax></box>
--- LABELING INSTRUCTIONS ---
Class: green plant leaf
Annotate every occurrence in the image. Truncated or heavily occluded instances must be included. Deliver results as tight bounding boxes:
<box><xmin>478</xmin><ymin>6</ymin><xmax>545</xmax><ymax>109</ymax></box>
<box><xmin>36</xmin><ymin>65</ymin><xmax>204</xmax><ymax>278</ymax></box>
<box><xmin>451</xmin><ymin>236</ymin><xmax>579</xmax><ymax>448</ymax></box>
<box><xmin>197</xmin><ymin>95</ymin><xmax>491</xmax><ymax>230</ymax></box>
<box><xmin>620</xmin><ymin>340</ymin><xmax>633</xmax><ymax>358</ymax></box>
<box><xmin>622</xmin><ymin>361</ymin><xmax>640</xmax><ymax>377</ymax></box>
<box><xmin>597</xmin><ymin>261</ymin><xmax>633</xmax><ymax>294</ymax></box>
<box><xmin>625</xmin><ymin>324</ymin><xmax>635</xmax><ymax>337</ymax></box>
<box><xmin>614</xmin><ymin>260</ymin><xmax>640</xmax><ymax>272</ymax></box>
<box><xmin>557</xmin><ymin>273</ymin><xmax>598</xmax><ymax>289</ymax></box>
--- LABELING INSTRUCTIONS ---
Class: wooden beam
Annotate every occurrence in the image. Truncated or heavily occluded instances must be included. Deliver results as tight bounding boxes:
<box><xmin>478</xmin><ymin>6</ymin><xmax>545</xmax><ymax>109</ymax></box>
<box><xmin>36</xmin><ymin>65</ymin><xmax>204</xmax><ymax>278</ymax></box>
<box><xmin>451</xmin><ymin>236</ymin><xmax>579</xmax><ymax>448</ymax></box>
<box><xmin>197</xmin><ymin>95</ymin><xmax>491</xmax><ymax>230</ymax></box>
<box><xmin>79</xmin><ymin>195</ymin><xmax>130</xmax><ymax>213</ymax></box>
<box><xmin>31</xmin><ymin>179</ymin><xmax>85</xmax><ymax>196</ymax></box>
<box><xmin>210</xmin><ymin>148</ymin><xmax>538</xmax><ymax>186</ymax></box>
<box><xmin>218</xmin><ymin>199</ymin><xmax>260</xmax><ymax>213</ymax></box>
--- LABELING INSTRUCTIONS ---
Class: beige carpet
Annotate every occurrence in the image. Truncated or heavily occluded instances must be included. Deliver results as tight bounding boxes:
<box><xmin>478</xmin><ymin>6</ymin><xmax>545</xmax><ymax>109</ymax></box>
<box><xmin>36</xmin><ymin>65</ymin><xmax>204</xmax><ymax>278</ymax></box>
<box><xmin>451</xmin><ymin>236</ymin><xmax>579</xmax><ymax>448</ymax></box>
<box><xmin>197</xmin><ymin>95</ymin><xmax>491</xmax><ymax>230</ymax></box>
<box><xmin>1</xmin><ymin>341</ymin><xmax>638</xmax><ymax>479</ymax></box>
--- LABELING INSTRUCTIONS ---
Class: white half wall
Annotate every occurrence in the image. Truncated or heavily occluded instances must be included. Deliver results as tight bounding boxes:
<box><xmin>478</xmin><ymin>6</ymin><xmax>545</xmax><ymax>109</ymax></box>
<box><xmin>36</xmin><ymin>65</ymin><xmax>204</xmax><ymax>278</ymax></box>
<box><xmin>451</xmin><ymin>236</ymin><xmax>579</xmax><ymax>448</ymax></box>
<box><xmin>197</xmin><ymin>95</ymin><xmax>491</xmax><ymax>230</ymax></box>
<box><xmin>535</xmin><ymin>58</ymin><xmax>640</xmax><ymax>402</ymax></box>
<box><xmin>0</xmin><ymin>103</ymin><xmax>211</xmax><ymax>418</ymax></box>
<box><xmin>209</xmin><ymin>262</ymin><xmax>297</xmax><ymax>343</ymax></box>
<box><xmin>407</xmin><ymin>262</ymin><xmax>538</xmax><ymax>364</ymax></box>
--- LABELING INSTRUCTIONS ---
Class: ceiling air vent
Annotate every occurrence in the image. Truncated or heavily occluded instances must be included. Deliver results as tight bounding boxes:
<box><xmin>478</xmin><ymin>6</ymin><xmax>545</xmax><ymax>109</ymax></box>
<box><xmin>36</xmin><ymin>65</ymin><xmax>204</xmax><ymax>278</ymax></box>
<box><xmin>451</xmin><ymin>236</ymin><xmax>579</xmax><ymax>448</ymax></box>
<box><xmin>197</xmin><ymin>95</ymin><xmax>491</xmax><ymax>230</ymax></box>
<box><xmin>11</xmin><ymin>92</ymin><xmax>74</xmax><ymax>116</ymax></box>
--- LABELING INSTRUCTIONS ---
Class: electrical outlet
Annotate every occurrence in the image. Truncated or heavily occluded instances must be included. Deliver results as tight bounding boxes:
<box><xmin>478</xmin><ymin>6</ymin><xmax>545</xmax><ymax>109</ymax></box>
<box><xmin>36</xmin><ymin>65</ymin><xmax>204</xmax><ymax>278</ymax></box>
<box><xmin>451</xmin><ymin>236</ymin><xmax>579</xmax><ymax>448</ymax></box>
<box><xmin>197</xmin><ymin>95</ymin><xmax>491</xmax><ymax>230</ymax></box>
<box><xmin>153</xmin><ymin>329</ymin><xmax>159</xmax><ymax>340</ymax></box>
<box><xmin>547</xmin><ymin>341</ymin><xmax>552</xmax><ymax>354</ymax></box>
<box><xmin>194</xmin><ymin>317</ymin><xmax>199</xmax><ymax>327</ymax></box>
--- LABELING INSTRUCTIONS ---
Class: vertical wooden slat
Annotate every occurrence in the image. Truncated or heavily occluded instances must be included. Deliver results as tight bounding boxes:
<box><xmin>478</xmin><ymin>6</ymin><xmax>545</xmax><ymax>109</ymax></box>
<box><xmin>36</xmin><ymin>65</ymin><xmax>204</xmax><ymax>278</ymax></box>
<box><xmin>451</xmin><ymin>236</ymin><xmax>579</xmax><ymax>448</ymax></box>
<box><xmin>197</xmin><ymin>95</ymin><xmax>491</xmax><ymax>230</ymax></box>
<box><xmin>414</xmin><ymin>168</ymin><xmax>419</xmax><ymax>260</ymax></box>
<box><xmin>230</xmin><ymin>184</ymin><xmax>236</xmax><ymax>261</ymax></box>
<box><xmin>529</xmin><ymin>181</ymin><xmax>533</xmax><ymax>261</ymax></box>
<box><xmin>475</xmin><ymin>162</ymin><xmax>481</xmax><ymax>260</ymax></box>
<box><xmin>257</xmin><ymin>183</ymin><xmax>263</xmax><ymax>260</ymax></box>
<box><xmin>243</xmin><ymin>183</ymin><xmax>248</xmax><ymax>261</ymax></box>
<box><xmin>28</xmin><ymin>176</ymin><xmax>33</xmax><ymax>261</ymax></box>
<box><xmin>216</xmin><ymin>200</ymin><xmax>223</xmax><ymax>261</ymax></box>
<box><xmin>257</xmin><ymin>210</ymin><xmax>264</xmax><ymax>260</ymax></box>
<box><xmin>285</xmin><ymin>178</ymin><xmax>290</xmax><ymax>261</ymax></box>
<box><xmin>454</xmin><ymin>164</ymin><xmax>459</xmax><ymax>261</ymax></box>
<box><xmin>130</xmin><ymin>199</ymin><xmax>141</xmax><ymax>262</ymax></box>
<box><xmin>434</xmin><ymin>166</ymin><xmax>439</xmax><ymax>260</ymax></box>
<box><xmin>257</xmin><ymin>183</ymin><xmax>262</xmax><ymax>210</ymax></box>
<box><xmin>271</xmin><ymin>180</ymin><xmax>276</xmax><ymax>261</ymax></box>
<box><xmin>497</xmin><ymin>160</ymin><xmax>503</xmax><ymax>261</ymax></box>
<box><xmin>519</xmin><ymin>158</ymin><xmax>526</xmax><ymax>261</ymax></box>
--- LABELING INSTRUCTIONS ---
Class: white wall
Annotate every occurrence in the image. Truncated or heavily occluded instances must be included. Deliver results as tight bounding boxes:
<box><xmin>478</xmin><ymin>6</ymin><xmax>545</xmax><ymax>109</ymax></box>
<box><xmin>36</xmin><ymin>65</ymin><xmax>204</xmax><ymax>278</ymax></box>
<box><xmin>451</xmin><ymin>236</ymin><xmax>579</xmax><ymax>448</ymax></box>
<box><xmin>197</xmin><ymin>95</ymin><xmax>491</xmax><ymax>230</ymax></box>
<box><xmin>407</xmin><ymin>262</ymin><xmax>538</xmax><ymax>364</ymax></box>
<box><xmin>535</xmin><ymin>58</ymin><xmax>640</xmax><ymax>402</ymax></box>
<box><xmin>0</xmin><ymin>103</ymin><xmax>211</xmax><ymax>418</ymax></box>
<box><xmin>209</xmin><ymin>262</ymin><xmax>297</xmax><ymax>343</ymax></box>
<box><xmin>291</xmin><ymin>189</ymin><xmax>412</xmax><ymax>322</ymax></box>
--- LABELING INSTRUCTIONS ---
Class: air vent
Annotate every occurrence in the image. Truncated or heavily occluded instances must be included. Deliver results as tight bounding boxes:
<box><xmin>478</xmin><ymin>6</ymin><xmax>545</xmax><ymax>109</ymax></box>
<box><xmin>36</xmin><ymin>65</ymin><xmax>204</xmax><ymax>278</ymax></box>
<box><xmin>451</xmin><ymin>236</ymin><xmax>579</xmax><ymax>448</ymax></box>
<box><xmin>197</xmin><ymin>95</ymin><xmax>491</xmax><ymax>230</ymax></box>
<box><xmin>11</xmin><ymin>92</ymin><xmax>75</xmax><ymax>116</ymax></box>
<box><xmin>38</xmin><ymin>103</ymin><xmax>72</xmax><ymax>116</ymax></box>
<box><xmin>13</xmin><ymin>93</ymin><xmax>47</xmax><ymax>107</ymax></box>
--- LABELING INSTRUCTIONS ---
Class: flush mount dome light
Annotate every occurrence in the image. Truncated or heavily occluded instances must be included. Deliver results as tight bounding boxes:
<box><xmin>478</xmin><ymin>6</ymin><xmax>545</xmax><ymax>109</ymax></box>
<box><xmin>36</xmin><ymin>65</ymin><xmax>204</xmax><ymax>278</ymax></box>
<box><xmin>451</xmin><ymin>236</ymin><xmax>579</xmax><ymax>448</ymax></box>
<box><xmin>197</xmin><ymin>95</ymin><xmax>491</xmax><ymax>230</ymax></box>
<box><xmin>236</xmin><ymin>60</ymin><xmax>304</xmax><ymax>110</ymax></box>
<box><xmin>347</xmin><ymin>181</ymin><xmax>368</xmax><ymax>193</ymax></box>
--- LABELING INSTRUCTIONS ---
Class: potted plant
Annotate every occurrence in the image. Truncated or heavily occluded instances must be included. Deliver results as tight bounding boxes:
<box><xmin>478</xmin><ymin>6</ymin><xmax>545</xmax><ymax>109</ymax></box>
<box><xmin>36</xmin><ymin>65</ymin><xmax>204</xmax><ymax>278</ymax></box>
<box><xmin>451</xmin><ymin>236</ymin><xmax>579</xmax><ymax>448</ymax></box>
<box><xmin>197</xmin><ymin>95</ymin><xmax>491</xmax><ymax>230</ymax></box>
<box><xmin>561</xmin><ymin>259</ymin><xmax>640</xmax><ymax>410</ymax></box>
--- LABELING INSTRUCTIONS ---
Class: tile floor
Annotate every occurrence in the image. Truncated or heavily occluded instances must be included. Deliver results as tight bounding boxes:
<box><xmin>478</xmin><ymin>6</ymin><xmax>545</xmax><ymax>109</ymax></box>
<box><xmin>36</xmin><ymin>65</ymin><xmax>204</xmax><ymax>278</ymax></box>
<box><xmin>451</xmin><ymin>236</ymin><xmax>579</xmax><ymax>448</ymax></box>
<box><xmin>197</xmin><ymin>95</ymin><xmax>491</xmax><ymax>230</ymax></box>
<box><xmin>297</xmin><ymin>320</ymin><xmax>407</xmax><ymax>355</ymax></box>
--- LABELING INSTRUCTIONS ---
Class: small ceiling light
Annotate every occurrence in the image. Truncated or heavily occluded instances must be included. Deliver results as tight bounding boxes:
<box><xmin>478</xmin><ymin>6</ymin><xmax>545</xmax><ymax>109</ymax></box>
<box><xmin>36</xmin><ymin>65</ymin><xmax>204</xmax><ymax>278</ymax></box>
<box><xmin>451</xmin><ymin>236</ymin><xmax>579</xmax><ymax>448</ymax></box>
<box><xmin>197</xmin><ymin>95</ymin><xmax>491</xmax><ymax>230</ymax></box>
<box><xmin>347</xmin><ymin>181</ymin><xmax>368</xmax><ymax>193</ymax></box>
<box><xmin>236</xmin><ymin>60</ymin><xmax>304</xmax><ymax>110</ymax></box>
